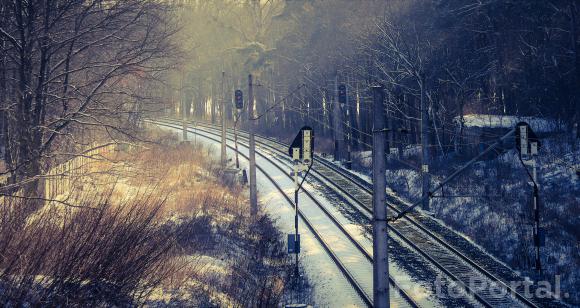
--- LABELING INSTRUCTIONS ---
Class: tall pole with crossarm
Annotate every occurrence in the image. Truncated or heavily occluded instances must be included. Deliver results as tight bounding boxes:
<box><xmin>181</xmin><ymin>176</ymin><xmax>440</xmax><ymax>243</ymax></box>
<box><xmin>372</xmin><ymin>85</ymin><xmax>389</xmax><ymax>308</ymax></box>
<box><xmin>220</xmin><ymin>72</ymin><xmax>227</xmax><ymax>167</ymax></box>
<box><xmin>420</xmin><ymin>72</ymin><xmax>430</xmax><ymax>211</ymax></box>
<box><xmin>248</xmin><ymin>74</ymin><xmax>258</xmax><ymax>217</ymax></box>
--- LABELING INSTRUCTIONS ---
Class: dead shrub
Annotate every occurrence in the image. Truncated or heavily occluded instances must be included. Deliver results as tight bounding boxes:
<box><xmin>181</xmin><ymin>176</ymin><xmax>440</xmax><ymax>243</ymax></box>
<box><xmin>0</xmin><ymin>189</ymin><xmax>179</xmax><ymax>306</ymax></box>
<box><xmin>0</xmin><ymin>135</ymin><xmax>304</xmax><ymax>307</ymax></box>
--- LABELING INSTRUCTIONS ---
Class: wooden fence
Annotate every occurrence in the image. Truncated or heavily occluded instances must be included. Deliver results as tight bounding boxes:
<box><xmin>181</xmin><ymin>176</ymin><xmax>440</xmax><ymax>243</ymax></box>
<box><xmin>1</xmin><ymin>143</ymin><xmax>118</xmax><ymax>204</ymax></box>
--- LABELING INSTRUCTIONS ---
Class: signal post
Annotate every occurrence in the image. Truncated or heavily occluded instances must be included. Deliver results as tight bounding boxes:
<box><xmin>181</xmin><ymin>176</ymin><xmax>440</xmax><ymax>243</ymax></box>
<box><xmin>287</xmin><ymin>127</ymin><xmax>314</xmax><ymax>291</ymax></box>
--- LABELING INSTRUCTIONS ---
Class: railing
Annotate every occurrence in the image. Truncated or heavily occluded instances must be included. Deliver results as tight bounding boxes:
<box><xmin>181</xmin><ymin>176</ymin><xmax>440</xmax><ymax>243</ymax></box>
<box><xmin>1</xmin><ymin>143</ymin><xmax>118</xmax><ymax>204</ymax></box>
<box><xmin>44</xmin><ymin>143</ymin><xmax>117</xmax><ymax>201</ymax></box>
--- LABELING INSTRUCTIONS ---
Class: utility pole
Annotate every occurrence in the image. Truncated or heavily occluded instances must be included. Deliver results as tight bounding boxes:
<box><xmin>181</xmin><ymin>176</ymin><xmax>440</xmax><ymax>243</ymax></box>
<box><xmin>571</xmin><ymin>2</ymin><xmax>580</xmax><ymax>141</ymax></box>
<box><xmin>181</xmin><ymin>69</ymin><xmax>188</xmax><ymax>142</ymax></box>
<box><xmin>420</xmin><ymin>72</ymin><xmax>430</xmax><ymax>211</ymax></box>
<box><xmin>182</xmin><ymin>110</ymin><xmax>188</xmax><ymax>142</ymax></box>
<box><xmin>234</xmin><ymin>118</ymin><xmax>240</xmax><ymax>168</ymax></box>
<box><xmin>532</xmin><ymin>161</ymin><xmax>541</xmax><ymax>276</ymax></box>
<box><xmin>386</xmin><ymin>92</ymin><xmax>394</xmax><ymax>155</ymax></box>
<box><xmin>220</xmin><ymin>72</ymin><xmax>227</xmax><ymax>168</ymax></box>
<box><xmin>339</xmin><ymin>83</ymin><xmax>352</xmax><ymax>169</ymax></box>
<box><xmin>293</xmin><ymin>168</ymin><xmax>300</xmax><ymax>280</ymax></box>
<box><xmin>333</xmin><ymin>74</ymin><xmax>345</xmax><ymax>163</ymax></box>
<box><xmin>516</xmin><ymin>123</ymin><xmax>542</xmax><ymax>276</ymax></box>
<box><xmin>372</xmin><ymin>85</ymin><xmax>390</xmax><ymax>308</ymax></box>
<box><xmin>248</xmin><ymin>74</ymin><xmax>258</xmax><ymax>217</ymax></box>
<box><xmin>234</xmin><ymin>89</ymin><xmax>244</xmax><ymax>169</ymax></box>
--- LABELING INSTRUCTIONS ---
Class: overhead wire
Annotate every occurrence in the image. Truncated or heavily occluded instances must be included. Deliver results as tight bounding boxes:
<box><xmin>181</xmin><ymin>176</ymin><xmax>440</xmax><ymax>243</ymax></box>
<box><xmin>233</xmin><ymin>75</ymin><xmax>570</xmax><ymax>182</ymax></box>
<box><xmin>283</xmin><ymin>104</ymin><xmax>446</xmax><ymax>180</ymax></box>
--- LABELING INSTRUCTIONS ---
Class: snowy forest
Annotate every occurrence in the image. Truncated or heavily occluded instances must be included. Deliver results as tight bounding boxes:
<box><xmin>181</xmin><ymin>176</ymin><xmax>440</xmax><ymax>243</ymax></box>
<box><xmin>161</xmin><ymin>1</ymin><xmax>579</xmax><ymax>142</ymax></box>
<box><xmin>156</xmin><ymin>2</ymin><xmax>579</xmax><ymax>304</ymax></box>
<box><xmin>0</xmin><ymin>0</ymin><xmax>578</xmax><ymax>307</ymax></box>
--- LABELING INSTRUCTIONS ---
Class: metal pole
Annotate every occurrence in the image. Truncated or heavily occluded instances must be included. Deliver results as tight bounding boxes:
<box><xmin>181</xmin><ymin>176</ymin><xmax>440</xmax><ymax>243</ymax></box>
<box><xmin>420</xmin><ymin>73</ymin><xmax>430</xmax><ymax>211</ymax></box>
<box><xmin>221</xmin><ymin>72</ymin><xmax>227</xmax><ymax>167</ymax></box>
<box><xmin>372</xmin><ymin>85</ymin><xmax>390</xmax><ymax>308</ymax></box>
<box><xmin>294</xmin><ymin>166</ymin><xmax>300</xmax><ymax>284</ymax></box>
<box><xmin>533</xmin><ymin>184</ymin><xmax>541</xmax><ymax>275</ymax></box>
<box><xmin>182</xmin><ymin>120</ymin><xmax>187</xmax><ymax>141</ymax></box>
<box><xmin>181</xmin><ymin>69</ymin><xmax>187</xmax><ymax>141</ymax></box>
<box><xmin>386</xmin><ymin>92</ymin><xmax>393</xmax><ymax>155</ymax></box>
<box><xmin>234</xmin><ymin>114</ymin><xmax>240</xmax><ymax>169</ymax></box>
<box><xmin>333</xmin><ymin>74</ymin><xmax>344</xmax><ymax>162</ymax></box>
<box><xmin>532</xmin><ymin>160</ymin><xmax>542</xmax><ymax>275</ymax></box>
<box><xmin>519</xmin><ymin>125</ymin><xmax>542</xmax><ymax>276</ymax></box>
<box><xmin>248</xmin><ymin>74</ymin><xmax>258</xmax><ymax>216</ymax></box>
<box><xmin>345</xmin><ymin>79</ymin><xmax>352</xmax><ymax>167</ymax></box>
<box><xmin>571</xmin><ymin>2</ymin><xmax>580</xmax><ymax>142</ymax></box>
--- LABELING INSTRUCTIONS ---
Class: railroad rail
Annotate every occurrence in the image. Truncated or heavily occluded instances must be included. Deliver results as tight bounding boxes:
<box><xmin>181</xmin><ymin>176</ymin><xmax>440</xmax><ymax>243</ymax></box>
<box><xmin>151</xmin><ymin>118</ymin><xmax>566</xmax><ymax>308</ymax></box>
<box><xmin>149</xmin><ymin>119</ymin><xmax>420</xmax><ymax>308</ymax></box>
<box><xmin>226</xmin><ymin>125</ymin><xmax>566</xmax><ymax>308</ymax></box>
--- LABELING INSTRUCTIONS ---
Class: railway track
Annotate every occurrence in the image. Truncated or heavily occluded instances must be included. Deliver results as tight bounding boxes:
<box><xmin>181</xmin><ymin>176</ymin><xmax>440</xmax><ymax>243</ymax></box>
<box><xmin>211</xmin><ymin>124</ymin><xmax>566</xmax><ymax>308</ymax></box>
<box><xmin>153</xmin><ymin>118</ymin><xmax>566</xmax><ymax>307</ymax></box>
<box><xmin>149</xmin><ymin>119</ymin><xmax>419</xmax><ymax>308</ymax></box>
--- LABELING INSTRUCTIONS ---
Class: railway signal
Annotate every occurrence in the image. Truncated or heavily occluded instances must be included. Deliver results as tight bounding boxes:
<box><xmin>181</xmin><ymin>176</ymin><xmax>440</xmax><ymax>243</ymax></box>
<box><xmin>232</xmin><ymin>90</ymin><xmax>245</xmax><ymax>169</ymax></box>
<box><xmin>516</xmin><ymin>122</ymin><xmax>541</xmax><ymax>158</ymax></box>
<box><xmin>287</xmin><ymin>126</ymin><xmax>314</xmax><ymax>287</ymax></box>
<box><xmin>516</xmin><ymin>122</ymin><xmax>543</xmax><ymax>276</ymax></box>
<box><xmin>235</xmin><ymin>89</ymin><xmax>244</xmax><ymax>110</ymax></box>
<box><xmin>333</xmin><ymin>77</ymin><xmax>345</xmax><ymax>163</ymax></box>
<box><xmin>338</xmin><ymin>84</ymin><xmax>347</xmax><ymax>105</ymax></box>
<box><xmin>288</xmin><ymin>126</ymin><xmax>314</xmax><ymax>165</ymax></box>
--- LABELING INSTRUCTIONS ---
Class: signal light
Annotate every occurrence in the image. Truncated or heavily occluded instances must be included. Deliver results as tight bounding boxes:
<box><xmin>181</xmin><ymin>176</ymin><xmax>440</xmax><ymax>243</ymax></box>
<box><xmin>235</xmin><ymin>90</ymin><xmax>244</xmax><ymax>109</ymax></box>
<box><xmin>338</xmin><ymin>84</ymin><xmax>347</xmax><ymax>104</ymax></box>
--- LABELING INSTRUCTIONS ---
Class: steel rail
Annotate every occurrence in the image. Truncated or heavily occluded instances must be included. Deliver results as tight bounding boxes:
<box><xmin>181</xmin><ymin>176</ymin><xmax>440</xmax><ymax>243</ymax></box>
<box><xmin>150</xmin><ymin>119</ymin><xmax>419</xmax><ymax>308</ymax></box>
<box><xmin>171</xmin><ymin>119</ymin><xmax>497</xmax><ymax>307</ymax></box>
<box><xmin>172</xmin><ymin>118</ymin><xmax>543</xmax><ymax>308</ymax></box>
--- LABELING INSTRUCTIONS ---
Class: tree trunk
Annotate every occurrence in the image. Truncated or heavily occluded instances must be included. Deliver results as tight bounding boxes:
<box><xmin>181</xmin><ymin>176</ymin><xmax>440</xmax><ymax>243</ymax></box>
<box><xmin>455</xmin><ymin>93</ymin><xmax>465</xmax><ymax>155</ymax></box>
<box><xmin>348</xmin><ymin>83</ymin><xmax>359</xmax><ymax>152</ymax></box>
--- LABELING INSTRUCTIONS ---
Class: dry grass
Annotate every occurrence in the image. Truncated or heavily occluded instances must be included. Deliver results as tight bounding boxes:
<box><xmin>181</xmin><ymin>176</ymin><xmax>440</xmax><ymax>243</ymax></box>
<box><xmin>0</xmin><ymin>128</ymin><xmax>295</xmax><ymax>306</ymax></box>
<box><xmin>0</xmin><ymin>190</ymin><xmax>178</xmax><ymax>306</ymax></box>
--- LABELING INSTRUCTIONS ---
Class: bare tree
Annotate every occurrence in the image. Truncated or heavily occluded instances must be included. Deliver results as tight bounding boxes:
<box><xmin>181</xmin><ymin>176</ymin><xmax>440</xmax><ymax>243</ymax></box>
<box><xmin>0</xmin><ymin>0</ymin><xmax>177</xmax><ymax>200</ymax></box>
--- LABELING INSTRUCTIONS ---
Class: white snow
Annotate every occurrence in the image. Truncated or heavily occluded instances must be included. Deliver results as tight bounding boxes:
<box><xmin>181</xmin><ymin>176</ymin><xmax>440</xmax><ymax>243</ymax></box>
<box><xmin>156</xmin><ymin>123</ymin><xmax>366</xmax><ymax>307</ymax></box>
<box><xmin>455</xmin><ymin>114</ymin><xmax>560</xmax><ymax>133</ymax></box>
<box><xmin>154</xmin><ymin>122</ymin><xmax>461</xmax><ymax>307</ymax></box>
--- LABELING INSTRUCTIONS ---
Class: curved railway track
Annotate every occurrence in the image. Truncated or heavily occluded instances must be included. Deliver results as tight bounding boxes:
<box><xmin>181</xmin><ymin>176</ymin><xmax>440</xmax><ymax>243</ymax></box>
<box><xmin>152</xmin><ymin>118</ymin><xmax>565</xmax><ymax>308</ymax></box>
<box><xmin>221</xmin><ymin>126</ymin><xmax>564</xmax><ymax>308</ymax></box>
<box><xmin>149</xmin><ymin>119</ymin><xmax>419</xmax><ymax>308</ymax></box>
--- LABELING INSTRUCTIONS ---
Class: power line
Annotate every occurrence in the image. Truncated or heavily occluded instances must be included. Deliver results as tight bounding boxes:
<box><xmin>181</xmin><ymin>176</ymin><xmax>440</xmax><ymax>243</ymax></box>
<box><xmin>250</xmin><ymin>83</ymin><xmax>306</xmax><ymax>121</ymax></box>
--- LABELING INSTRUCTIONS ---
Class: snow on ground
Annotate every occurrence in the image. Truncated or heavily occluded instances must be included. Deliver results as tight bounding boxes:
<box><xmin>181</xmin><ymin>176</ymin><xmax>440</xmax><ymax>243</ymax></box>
<box><xmin>160</xmin><ymin>120</ymin><xmax>512</xmax><ymax>307</ymax></box>
<box><xmin>340</xmin><ymin>133</ymin><xmax>579</xmax><ymax>306</ymax></box>
<box><xmin>456</xmin><ymin>114</ymin><xmax>561</xmax><ymax>132</ymax></box>
<box><xmin>157</xmin><ymin>125</ymin><xmax>365</xmax><ymax>307</ymax></box>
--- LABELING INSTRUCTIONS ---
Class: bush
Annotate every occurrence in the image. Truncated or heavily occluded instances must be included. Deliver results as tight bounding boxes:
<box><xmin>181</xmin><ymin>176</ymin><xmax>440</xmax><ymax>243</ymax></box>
<box><xmin>0</xmin><ymin>135</ymin><xmax>305</xmax><ymax>307</ymax></box>
<box><xmin>0</xmin><ymin>190</ymin><xmax>178</xmax><ymax>306</ymax></box>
